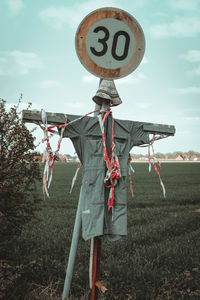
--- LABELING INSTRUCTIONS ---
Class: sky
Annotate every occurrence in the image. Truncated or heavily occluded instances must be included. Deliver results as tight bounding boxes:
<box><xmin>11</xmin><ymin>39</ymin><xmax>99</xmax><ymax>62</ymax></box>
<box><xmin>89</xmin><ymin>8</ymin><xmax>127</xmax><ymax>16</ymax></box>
<box><xmin>0</xmin><ymin>0</ymin><xmax>200</xmax><ymax>155</ymax></box>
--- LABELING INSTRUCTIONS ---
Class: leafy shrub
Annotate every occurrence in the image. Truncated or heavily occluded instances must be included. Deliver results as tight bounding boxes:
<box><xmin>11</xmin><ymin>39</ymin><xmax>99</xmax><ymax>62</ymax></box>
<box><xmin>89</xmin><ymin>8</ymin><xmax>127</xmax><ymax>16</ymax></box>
<box><xmin>0</xmin><ymin>97</ymin><xmax>41</xmax><ymax>253</ymax></box>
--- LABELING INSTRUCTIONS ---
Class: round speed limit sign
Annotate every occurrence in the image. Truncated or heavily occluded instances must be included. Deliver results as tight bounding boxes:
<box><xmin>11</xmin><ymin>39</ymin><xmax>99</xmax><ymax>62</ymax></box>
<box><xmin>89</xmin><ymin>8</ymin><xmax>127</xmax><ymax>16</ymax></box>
<box><xmin>75</xmin><ymin>7</ymin><xmax>145</xmax><ymax>79</ymax></box>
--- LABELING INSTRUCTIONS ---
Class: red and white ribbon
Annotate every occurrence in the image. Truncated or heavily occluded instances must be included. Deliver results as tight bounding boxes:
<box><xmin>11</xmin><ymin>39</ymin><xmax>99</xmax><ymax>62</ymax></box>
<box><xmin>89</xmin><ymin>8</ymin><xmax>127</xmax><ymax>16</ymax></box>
<box><xmin>40</xmin><ymin>109</ymin><xmax>100</xmax><ymax>197</ymax></box>
<box><xmin>98</xmin><ymin>108</ymin><xmax>121</xmax><ymax>212</ymax></box>
<box><xmin>148</xmin><ymin>135</ymin><xmax>166</xmax><ymax>198</ymax></box>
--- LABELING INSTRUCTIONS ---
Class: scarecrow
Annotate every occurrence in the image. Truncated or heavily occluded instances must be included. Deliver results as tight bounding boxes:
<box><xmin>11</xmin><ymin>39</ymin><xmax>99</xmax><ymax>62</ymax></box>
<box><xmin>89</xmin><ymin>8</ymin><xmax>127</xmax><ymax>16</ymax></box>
<box><xmin>22</xmin><ymin>79</ymin><xmax>175</xmax><ymax>300</ymax></box>
<box><xmin>60</xmin><ymin>79</ymin><xmax>149</xmax><ymax>241</ymax></box>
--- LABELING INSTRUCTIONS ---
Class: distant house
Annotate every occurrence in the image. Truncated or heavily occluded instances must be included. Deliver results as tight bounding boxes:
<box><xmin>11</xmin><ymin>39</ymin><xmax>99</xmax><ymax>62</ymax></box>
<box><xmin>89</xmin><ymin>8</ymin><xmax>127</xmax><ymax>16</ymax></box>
<box><xmin>175</xmin><ymin>155</ymin><xmax>184</xmax><ymax>161</ymax></box>
<box><xmin>62</xmin><ymin>154</ymin><xmax>78</xmax><ymax>162</ymax></box>
<box><xmin>60</xmin><ymin>155</ymin><xmax>68</xmax><ymax>162</ymax></box>
<box><xmin>179</xmin><ymin>154</ymin><xmax>189</xmax><ymax>161</ymax></box>
<box><xmin>190</xmin><ymin>155</ymin><xmax>199</xmax><ymax>161</ymax></box>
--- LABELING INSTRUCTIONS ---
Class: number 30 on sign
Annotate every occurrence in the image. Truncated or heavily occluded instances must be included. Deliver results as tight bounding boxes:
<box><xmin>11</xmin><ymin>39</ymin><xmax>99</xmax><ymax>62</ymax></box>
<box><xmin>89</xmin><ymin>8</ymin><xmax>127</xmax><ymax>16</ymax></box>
<box><xmin>75</xmin><ymin>7</ymin><xmax>145</xmax><ymax>79</ymax></box>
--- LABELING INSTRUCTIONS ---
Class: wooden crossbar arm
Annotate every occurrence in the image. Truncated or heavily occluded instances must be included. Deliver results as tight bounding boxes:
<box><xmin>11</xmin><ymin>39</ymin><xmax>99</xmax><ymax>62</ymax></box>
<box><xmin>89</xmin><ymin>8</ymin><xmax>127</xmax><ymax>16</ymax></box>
<box><xmin>22</xmin><ymin>109</ymin><xmax>68</xmax><ymax>125</ymax></box>
<box><xmin>143</xmin><ymin>123</ymin><xmax>175</xmax><ymax>136</ymax></box>
<box><xmin>22</xmin><ymin>109</ymin><xmax>175</xmax><ymax>136</ymax></box>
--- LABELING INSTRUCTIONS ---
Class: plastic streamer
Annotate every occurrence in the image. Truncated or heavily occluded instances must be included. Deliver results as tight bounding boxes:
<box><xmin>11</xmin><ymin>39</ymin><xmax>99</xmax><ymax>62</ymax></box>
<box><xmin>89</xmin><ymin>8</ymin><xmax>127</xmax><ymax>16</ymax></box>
<box><xmin>98</xmin><ymin>108</ymin><xmax>121</xmax><ymax>212</ymax></box>
<box><xmin>40</xmin><ymin>109</ymin><xmax>100</xmax><ymax>197</ymax></box>
<box><xmin>128</xmin><ymin>153</ymin><xmax>135</xmax><ymax>197</ymax></box>
<box><xmin>148</xmin><ymin>135</ymin><xmax>166</xmax><ymax>198</ymax></box>
<box><xmin>70</xmin><ymin>162</ymin><xmax>82</xmax><ymax>193</ymax></box>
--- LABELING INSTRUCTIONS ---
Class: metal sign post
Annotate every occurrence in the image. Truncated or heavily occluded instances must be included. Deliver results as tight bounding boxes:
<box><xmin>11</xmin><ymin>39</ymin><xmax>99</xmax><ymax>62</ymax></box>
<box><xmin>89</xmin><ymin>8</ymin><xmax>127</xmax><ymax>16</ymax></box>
<box><xmin>75</xmin><ymin>8</ymin><xmax>145</xmax><ymax>299</ymax></box>
<box><xmin>22</xmin><ymin>7</ymin><xmax>175</xmax><ymax>300</ymax></box>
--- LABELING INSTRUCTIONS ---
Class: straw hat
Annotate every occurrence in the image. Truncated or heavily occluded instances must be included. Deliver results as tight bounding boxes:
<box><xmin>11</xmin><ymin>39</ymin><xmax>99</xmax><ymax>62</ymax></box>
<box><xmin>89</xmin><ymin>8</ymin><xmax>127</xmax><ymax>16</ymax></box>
<box><xmin>92</xmin><ymin>79</ymin><xmax>122</xmax><ymax>106</ymax></box>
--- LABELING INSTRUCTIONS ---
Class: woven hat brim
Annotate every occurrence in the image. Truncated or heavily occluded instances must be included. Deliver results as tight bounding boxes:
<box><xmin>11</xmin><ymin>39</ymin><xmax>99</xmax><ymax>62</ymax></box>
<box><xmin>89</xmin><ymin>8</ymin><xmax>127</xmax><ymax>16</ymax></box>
<box><xmin>92</xmin><ymin>80</ymin><xmax>122</xmax><ymax>106</ymax></box>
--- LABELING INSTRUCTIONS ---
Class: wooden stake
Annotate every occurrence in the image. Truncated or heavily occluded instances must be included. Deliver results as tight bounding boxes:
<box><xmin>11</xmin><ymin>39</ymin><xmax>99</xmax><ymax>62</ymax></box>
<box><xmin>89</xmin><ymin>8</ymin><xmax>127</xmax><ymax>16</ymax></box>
<box><xmin>91</xmin><ymin>237</ymin><xmax>102</xmax><ymax>300</ymax></box>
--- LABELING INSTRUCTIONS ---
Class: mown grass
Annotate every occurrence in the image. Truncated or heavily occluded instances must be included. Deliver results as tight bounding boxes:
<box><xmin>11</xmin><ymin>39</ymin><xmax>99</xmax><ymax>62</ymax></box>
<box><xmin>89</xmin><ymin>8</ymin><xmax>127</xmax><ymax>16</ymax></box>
<box><xmin>2</xmin><ymin>162</ymin><xmax>200</xmax><ymax>299</ymax></box>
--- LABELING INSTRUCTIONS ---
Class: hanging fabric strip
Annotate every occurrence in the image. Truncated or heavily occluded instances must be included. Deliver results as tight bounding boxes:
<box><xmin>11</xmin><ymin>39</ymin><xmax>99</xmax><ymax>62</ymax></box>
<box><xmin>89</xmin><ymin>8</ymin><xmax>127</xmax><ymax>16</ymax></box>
<box><xmin>41</xmin><ymin>109</ymin><xmax>100</xmax><ymax>197</ymax></box>
<box><xmin>41</xmin><ymin>109</ymin><xmax>53</xmax><ymax>197</ymax></box>
<box><xmin>148</xmin><ymin>145</ymin><xmax>151</xmax><ymax>172</ymax></box>
<box><xmin>153</xmin><ymin>163</ymin><xmax>166</xmax><ymax>198</ymax></box>
<box><xmin>128</xmin><ymin>153</ymin><xmax>134</xmax><ymax>198</ymax></box>
<box><xmin>98</xmin><ymin>108</ymin><xmax>121</xmax><ymax>212</ymax></box>
<box><xmin>70</xmin><ymin>162</ymin><xmax>82</xmax><ymax>193</ymax></box>
<box><xmin>148</xmin><ymin>134</ymin><xmax>166</xmax><ymax>198</ymax></box>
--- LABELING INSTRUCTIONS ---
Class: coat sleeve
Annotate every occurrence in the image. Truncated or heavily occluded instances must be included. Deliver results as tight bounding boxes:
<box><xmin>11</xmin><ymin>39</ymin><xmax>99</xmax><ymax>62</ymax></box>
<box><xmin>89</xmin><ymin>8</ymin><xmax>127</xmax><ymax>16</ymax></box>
<box><xmin>58</xmin><ymin>114</ymin><xmax>92</xmax><ymax>138</ymax></box>
<box><xmin>130</xmin><ymin>121</ymin><xmax>150</xmax><ymax>148</ymax></box>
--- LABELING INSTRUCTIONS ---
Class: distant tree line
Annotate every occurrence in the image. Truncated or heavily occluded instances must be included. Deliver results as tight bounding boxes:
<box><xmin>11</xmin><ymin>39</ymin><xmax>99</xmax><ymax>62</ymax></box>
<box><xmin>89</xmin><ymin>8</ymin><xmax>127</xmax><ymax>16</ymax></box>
<box><xmin>32</xmin><ymin>150</ymin><xmax>200</xmax><ymax>162</ymax></box>
<box><xmin>131</xmin><ymin>151</ymin><xmax>200</xmax><ymax>160</ymax></box>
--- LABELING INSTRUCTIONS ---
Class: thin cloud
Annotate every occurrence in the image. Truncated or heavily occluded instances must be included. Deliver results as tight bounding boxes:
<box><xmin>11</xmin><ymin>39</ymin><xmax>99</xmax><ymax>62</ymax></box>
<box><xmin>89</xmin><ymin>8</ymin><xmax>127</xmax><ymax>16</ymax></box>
<box><xmin>136</xmin><ymin>102</ymin><xmax>152</xmax><ymax>109</ymax></box>
<box><xmin>117</xmin><ymin>73</ymin><xmax>147</xmax><ymax>85</ymax></box>
<box><xmin>39</xmin><ymin>0</ymin><xmax>118</xmax><ymax>30</ymax></box>
<box><xmin>41</xmin><ymin>80</ymin><xmax>62</xmax><ymax>88</ymax></box>
<box><xmin>187</xmin><ymin>65</ymin><xmax>200</xmax><ymax>76</ymax></box>
<box><xmin>64</xmin><ymin>101</ymin><xmax>84</xmax><ymax>109</ymax></box>
<box><xmin>75</xmin><ymin>0</ymin><xmax>118</xmax><ymax>14</ymax></box>
<box><xmin>180</xmin><ymin>50</ymin><xmax>200</xmax><ymax>76</ymax></box>
<box><xmin>82</xmin><ymin>73</ymin><xmax>147</xmax><ymax>85</ymax></box>
<box><xmin>82</xmin><ymin>75</ymin><xmax>99</xmax><ymax>84</ymax></box>
<box><xmin>7</xmin><ymin>0</ymin><xmax>24</xmax><ymax>15</ymax></box>
<box><xmin>169</xmin><ymin>0</ymin><xmax>199</xmax><ymax>10</ymax></box>
<box><xmin>0</xmin><ymin>51</ymin><xmax>44</xmax><ymax>76</ymax></box>
<box><xmin>180</xmin><ymin>50</ymin><xmax>200</xmax><ymax>62</ymax></box>
<box><xmin>185</xmin><ymin>116</ymin><xmax>200</xmax><ymax>121</ymax></box>
<box><xmin>149</xmin><ymin>17</ymin><xmax>200</xmax><ymax>38</ymax></box>
<box><xmin>5</xmin><ymin>102</ymin><xmax>41</xmax><ymax>116</ymax></box>
<box><xmin>39</xmin><ymin>7</ymin><xmax>78</xmax><ymax>30</ymax></box>
<box><xmin>174</xmin><ymin>86</ymin><xmax>200</xmax><ymax>94</ymax></box>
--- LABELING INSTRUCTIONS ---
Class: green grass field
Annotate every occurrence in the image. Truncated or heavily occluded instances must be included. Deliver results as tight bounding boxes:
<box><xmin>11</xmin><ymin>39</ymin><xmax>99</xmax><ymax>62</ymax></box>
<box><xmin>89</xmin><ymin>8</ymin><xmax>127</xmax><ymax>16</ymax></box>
<box><xmin>4</xmin><ymin>162</ymin><xmax>200</xmax><ymax>299</ymax></box>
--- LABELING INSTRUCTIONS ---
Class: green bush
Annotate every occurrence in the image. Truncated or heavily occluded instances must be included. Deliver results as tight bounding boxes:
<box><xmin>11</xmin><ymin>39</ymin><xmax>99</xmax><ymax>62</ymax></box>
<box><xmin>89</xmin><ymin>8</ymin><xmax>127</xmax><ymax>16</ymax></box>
<box><xmin>0</xmin><ymin>97</ymin><xmax>41</xmax><ymax>255</ymax></box>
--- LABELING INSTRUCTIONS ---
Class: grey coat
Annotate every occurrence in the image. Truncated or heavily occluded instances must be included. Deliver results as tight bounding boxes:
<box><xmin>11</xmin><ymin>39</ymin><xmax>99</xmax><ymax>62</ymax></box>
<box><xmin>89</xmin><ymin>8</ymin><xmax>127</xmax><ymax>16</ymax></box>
<box><xmin>62</xmin><ymin>112</ymin><xmax>149</xmax><ymax>241</ymax></box>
